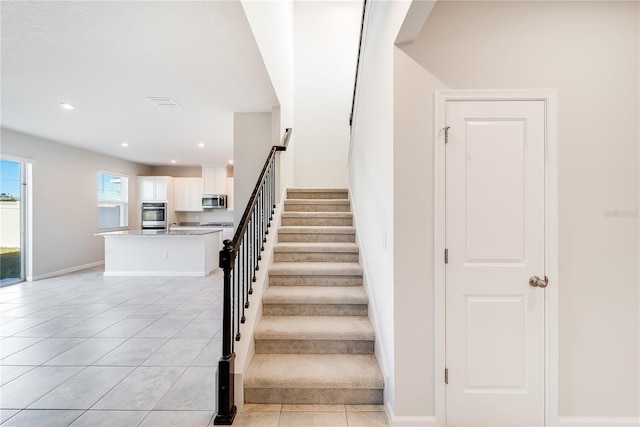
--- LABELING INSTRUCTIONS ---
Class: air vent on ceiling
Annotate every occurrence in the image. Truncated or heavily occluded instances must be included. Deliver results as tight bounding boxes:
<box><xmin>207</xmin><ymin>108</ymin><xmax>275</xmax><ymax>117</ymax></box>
<box><xmin>147</xmin><ymin>97</ymin><xmax>182</xmax><ymax>109</ymax></box>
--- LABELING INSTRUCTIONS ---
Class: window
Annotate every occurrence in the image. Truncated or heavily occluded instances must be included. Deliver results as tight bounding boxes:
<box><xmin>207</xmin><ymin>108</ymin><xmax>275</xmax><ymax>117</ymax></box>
<box><xmin>98</xmin><ymin>171</ymin><xmax>128</xmax><ymax>229</ymax></box>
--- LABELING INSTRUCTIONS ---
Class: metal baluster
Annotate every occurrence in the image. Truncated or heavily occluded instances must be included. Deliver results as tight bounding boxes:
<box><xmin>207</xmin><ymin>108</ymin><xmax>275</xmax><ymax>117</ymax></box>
<box><xmin>271</xmin><ymin>158</ymin><xmax>276</xmax><ymax>215</ymax></box>
<box><xmin>266</xmin><ymin>166</ymin><xmax>271</xmax><ymax>235</ymax></box>
<box><xmin>259</xmin><ymin>187</ymin><xmax>263</xmax><ymax>245</ymax></box>
<box><xmin>250</xmin><ymin>211</ymin><xmax>254</xmax><ymax>272</ymax></box>
<box><xmin>263</xmin><ymin>181</ymin><xmax>267</xmax><ymax>244</ymax></box>
<box><xmin>252</xmin><ymin>210</ymin><xmax>257</xmax><ymax>284</ymax></box>
<box><xmin>234</xmin><ymin>255</ymin><xmax>240</xmax><ymax>343</ymax></box>
<box><xmin>240</xmin><ymin>235</ymin><xmax>246</xmax><ymax>322</ymax></box>
<box><xmin>245</xmin><ymin>228</ymin><xmax>251</xmax><ymax>306</ymax></box>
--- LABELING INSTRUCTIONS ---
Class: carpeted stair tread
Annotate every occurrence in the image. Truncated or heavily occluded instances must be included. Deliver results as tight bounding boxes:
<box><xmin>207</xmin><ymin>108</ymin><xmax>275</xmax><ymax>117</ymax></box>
<box><xmin>283</xmin><ymin>199</ymin><xmax>351</xmax><ymax>213</ymax></box>
<box><xmin>285</xmin><ymin>199</ymin><xmax>350</xmax><ymax>203</ymax></box>
<box><xmin>255</xmin><ymin>316</ymin><xmax>374</xmax><ymax>341</ymax></box>
<box><xmin>288</xmin><ymin>188</ymin><xmax>348</xmax><ymax>193</ymax></box>
<box><xmin>263</xmin><ymin>286</ymin><xmax>368</xmax><ymax>305</ymax></box>
<box><xmin>244</xmin><ymin>354</ymin><xmax>383</xmax><ymax>389</ymax></box>
<box><xmin>278</xmin><ymin>226</ymin><xmax>355</xmax><ymax>234</ymax></box>
<box><xmin>287</xmin><ymin>189</ymin><xmax>349</xmax><ymax>200</ymax></box>
<box><xmin>281</xmin><ymin>212</ymin><xmax>353</xmax><ymax>218</ymax></box>
<box><xmin>281</xmin><ymin>212</ymin><xmax>354</xmax><ymax>227</ymax></box>
<box><xmin>274</xmin><ymin>242</ymin><xmax>359</xmax><ymax>253</ymax></box>
<box><xmin>269</xmin><ymin>262</ymin><xmax>362</xmax><ymax>276</ymax></box>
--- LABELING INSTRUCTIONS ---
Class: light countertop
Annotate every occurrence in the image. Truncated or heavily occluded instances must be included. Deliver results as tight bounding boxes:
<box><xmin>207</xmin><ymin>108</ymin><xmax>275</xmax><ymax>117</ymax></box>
<box><xmin>97</xmin><ymin>229</ymin><xmax>222</xmax><ymax>237</ymax></box>
<box><xmin>178</xmin><ymin>222</ymin><xmax>233</xmax><ymax>228</ymax></box>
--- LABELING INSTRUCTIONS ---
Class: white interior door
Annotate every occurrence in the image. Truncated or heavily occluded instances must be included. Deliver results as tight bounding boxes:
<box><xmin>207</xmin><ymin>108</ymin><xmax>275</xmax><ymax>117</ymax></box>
<box><xmin>445</xmin><ymin>100</ymin><xmax>546</xmax><ymax>427</ymax></box>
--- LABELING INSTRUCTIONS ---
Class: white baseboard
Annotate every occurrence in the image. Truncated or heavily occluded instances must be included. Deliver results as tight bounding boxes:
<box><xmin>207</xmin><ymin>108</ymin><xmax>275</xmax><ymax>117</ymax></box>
<box><xmin>385</xmin><ymin>408</ymin><xmax>439</xmax><ymax>427</ymax></box>
<box><xmin>382</xmin><ymin>413</ymin><xmax>638</xmax><ymax>427</ymax></box>
<box><xmin>28</xmin><ymin>261</ymin><xmax>104</xmax><ymax>281</ymax></box>
<box><xmin>385</xmin><ymin>415</ymin><xmax>639</xmax><ymax>427</ymax></box>
<box><xmin>555</xmin><ymin>416</ymin><xmax>640</xmax><ymax>427</ymax></box>
<box><xmin>385</xmin><ymin>403</ymin><xmax>438</xmax><ymax>427</ymax></box>
<box><xmin>390</xmin><ymin>416</ymin><xmax>438</xmax><ymax>427</ymax></box>
<box><xmin>102</xmin><ymin>270</ymin><xmax>209</xmax><ymax>277</ymax></box>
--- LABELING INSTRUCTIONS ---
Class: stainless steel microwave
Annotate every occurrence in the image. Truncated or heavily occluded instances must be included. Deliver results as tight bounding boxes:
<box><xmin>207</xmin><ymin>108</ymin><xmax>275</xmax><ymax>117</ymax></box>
<box><xmin>202</xmin><ymin>194</ymin><xmax>226</xmax><ymax>209</ymax></box>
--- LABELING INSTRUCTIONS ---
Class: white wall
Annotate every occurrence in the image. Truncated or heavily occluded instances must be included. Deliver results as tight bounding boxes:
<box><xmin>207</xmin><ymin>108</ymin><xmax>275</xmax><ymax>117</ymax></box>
<box><xmin>1</xmin><ymin>128</ymin><xmax>151</xmax><ymax>280</ymax></box>
<box><xmin>241</xmin><ymin>1</ymin><xmax>294</xmax><ymax>132</ymax></box>
<box><xmin>233</xmin><ymin>113</ymin><xmax>272</xmax><ymax>226</ymax></box>
<box><xmin>293</xmin><ymin>1</ymin><xmax>360</xmax><ymax>188</ymax></box>
<box><xmin>396</xmin><ymin>0</ymin><xmax>639</xmax><ymax>419</ymax></box>
<box><xmin>392</xmin><ymin>47</ymin><xmax>443</xmax><ymax>420</ymax></box>
<box><xmin>241</xmin><ymin>0</ymin><xmax>295</xmax><ymax>201</ymax></box>
<box><xmin>348</xmin><ymin>0</ymin><xmax>413</xmax><ymax>420</ymax></box>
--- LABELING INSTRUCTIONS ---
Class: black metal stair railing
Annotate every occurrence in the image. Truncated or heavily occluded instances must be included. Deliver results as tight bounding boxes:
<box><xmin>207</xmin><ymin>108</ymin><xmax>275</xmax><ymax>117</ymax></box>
<box><xmin>214</xmin><ymin>128</ymin><xmax>291</xmax><ymax>426</ymax></box>
<box><xmin>349</xmin><ymin>0</ymin><xmax>367</xmax><ymax>128</ymax></box>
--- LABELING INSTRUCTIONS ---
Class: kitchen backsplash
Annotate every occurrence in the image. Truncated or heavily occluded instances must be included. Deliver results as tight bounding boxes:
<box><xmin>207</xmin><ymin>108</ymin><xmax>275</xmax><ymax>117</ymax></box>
<box><xmin>176</xmin><ymin>209</ymin><xmax>234</xmax><ymax>225</ymax></box>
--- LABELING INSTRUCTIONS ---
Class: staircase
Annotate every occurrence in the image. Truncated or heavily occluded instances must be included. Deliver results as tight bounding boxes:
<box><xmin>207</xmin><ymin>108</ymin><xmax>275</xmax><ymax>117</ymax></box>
<box><xmin>244</xmin><ymin>188</ymin><xmax>384</xmax><ymax>405</ymax></box>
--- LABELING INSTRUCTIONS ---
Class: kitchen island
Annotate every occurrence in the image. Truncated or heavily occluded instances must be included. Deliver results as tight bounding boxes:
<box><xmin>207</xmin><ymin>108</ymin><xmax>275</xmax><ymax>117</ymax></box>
<box><xmin>98</xmin><ymin>229</ymin><xmax>222</xmax><ymax>276</ymax></box>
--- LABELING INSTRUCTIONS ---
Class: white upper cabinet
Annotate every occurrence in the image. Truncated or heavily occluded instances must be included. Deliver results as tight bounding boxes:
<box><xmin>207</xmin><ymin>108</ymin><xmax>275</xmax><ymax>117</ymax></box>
<box><xmin>139</xmin><ymin>176</ymin><xmax>174</xmax><ymax>202</ymax></box>
<box><xmin>174</xmin><ymin>177</ymin><xmax>203</xmax><ymax>212</ymax></box>
<box><xmin>202</xmin><ymin>165</ymin><xmax>227</xmax><ymax>195</ymax></box>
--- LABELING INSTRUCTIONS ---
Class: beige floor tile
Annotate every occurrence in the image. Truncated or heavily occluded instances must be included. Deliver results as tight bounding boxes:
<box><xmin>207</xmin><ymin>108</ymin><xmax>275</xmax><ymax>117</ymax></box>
<box><xmin>346</xmin><ymin>404</ymin><xmax>385</xmax><ymax>412</ymax></box>
<box><xmin>242</xmin><ymin>403</ymin><xmax>283</xmax><ymax>412</ymax></box>
<box><xmin>346</xmin><ymin>411</ymin><xmax>389</xmax><ymax>426</ymax></box>
<box><xmin>278</xmin><ymin>411</ymin><xmax>348</xmax><ymax>427</ymax></box>
<box><xmin>282</xmin><ymin>404</ymin><xmax>345</xmax><ymax>412</ymax></box>
<box><xmin>231</xmin><ymin>411</ymin><xmax>281</xmax><ymax>426</ymax></box>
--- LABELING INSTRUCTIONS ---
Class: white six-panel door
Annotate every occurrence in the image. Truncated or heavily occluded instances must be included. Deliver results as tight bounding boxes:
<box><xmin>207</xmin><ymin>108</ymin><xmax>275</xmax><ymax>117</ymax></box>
<box><xmin>445</xmin><ymin>100</ymin><xmax>546</xmax><ymax>427</ymax></box>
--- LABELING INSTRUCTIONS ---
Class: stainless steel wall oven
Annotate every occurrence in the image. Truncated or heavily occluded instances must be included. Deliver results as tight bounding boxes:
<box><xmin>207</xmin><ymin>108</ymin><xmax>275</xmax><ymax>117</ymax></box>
<box><xmin>141</xmin><ymin>202</ymin><xmax>167</xmax><ymax>229</ymax></box>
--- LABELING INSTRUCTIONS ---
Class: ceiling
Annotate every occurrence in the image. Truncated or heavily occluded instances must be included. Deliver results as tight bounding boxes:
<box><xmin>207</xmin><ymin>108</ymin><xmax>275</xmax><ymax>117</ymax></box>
<box><xmin>1</xmin><ymin>1</ymin><xmax>279</xmax><ymax>167</ymax></box>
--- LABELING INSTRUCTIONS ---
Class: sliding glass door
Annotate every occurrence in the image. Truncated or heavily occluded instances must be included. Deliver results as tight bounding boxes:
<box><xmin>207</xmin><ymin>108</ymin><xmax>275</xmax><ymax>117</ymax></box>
<box><xmin>0</xmin><ymin>158</ymin><xmax>24</xmax><ymax>285</ymax></box>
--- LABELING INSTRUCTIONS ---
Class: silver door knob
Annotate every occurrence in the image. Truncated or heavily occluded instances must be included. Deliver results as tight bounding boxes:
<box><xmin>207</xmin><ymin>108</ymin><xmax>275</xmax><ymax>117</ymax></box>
<box><xmin>529</xmin><ymin>275</ymin><xmax>548</xmax><ymax>288</ymax></box>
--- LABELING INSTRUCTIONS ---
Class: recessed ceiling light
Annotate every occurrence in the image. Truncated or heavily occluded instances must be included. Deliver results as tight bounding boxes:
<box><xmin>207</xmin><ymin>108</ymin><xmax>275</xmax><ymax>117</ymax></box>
<box><xmin>197</xmin><ymin>142</ymin><xmax>205</xmax><ymax>148</ymax></box>
<box><xmin>59</xmin><ymin>102</ymin><xmax>75</xmax><ymax>110</ymax></box>
<box><xmin>171</xmin><ymin>160</ymin><xmax>177</xmax><ymax>164</ymax></box>
<box><xmin>121</xmin><ymin>142</ymin><xmax>129</xmax><ymax>147</ymax></box>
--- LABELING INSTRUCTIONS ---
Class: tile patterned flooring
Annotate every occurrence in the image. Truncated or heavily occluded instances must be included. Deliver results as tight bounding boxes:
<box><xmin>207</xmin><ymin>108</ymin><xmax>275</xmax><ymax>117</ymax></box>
<box><xmin>0</xmin><ymin>268</ymin><xmax>388</xmax><ymax>426</ymax></box>
<box><xmin>235</xmin><ymin>404</ymin><xmax>388</xmax><ymax>426</ymax></box>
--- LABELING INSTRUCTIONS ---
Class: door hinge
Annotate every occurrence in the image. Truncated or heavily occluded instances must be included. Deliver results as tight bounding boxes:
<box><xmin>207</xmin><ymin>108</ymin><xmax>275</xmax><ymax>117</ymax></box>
<box><xmin>444</xmin><ymin>126</ymin><xmax>451</xmax><ymax>144</ymax></box>
<box><xmin>444</xmin><ymin>248</ymin><xmax>449</xmax><ymax>264</ymax></box>
<box><xmin>445</xmin><ymin>368</ymin><xmax>449</xmax><ymax>384</ymax></box>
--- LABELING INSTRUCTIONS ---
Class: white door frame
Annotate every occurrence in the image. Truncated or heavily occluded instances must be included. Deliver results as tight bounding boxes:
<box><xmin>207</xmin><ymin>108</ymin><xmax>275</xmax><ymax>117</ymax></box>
<box><xmin>433</xmin><ymin>89</ymin><xmax>559</xmax><ymax>426</ymax></box>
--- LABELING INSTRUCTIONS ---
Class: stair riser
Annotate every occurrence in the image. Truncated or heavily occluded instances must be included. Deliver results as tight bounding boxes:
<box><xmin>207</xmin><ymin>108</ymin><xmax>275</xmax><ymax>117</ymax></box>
<box><xmin>287</xmin><ymin>192</ymin><xmax>349</xmax><ymax>200</ymax></box>
<box><xmin>281</xmin><ymin>217</ymin><xmax>352</xmax><ymax>226</ymax></box>
<box><xmin>255</xmin><ymin>339</ymin><xmax>374</xmax><ymax>354</ymax></box>
<box><xmin>244</xmin><ymin>388</ymin><xmax>383</xmax><ymax>405</ymax></box>
<box><xmin>278</xmin><ymin>234</ymin><xmax>355</xmax><ymax>243</ymax></box>
<box><xmin>263</xmin><ymin>304</ymin><xmax>368</xmax><ymax>316</ymax></box>
<box><xmin>274</xmin><ymin>252</ymin><xmax>359</xmax><ymax>263</ymax></box>
<box><xmin>284</xmin><ymin>203</ymin><xmax>350</xmax><ymax>213</ymax></box>
<box><xmin>269</xmin><ymin>276</ymin><xmax>363</xmax><ymax>286</ymax></box>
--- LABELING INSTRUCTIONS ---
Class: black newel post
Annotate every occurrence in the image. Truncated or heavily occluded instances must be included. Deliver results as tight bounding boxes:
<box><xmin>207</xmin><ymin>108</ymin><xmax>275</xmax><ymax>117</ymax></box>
<box><xmin>214</xmin><ymin>240</ymin><xmax>237</xmax><ymax>425</ymax></box>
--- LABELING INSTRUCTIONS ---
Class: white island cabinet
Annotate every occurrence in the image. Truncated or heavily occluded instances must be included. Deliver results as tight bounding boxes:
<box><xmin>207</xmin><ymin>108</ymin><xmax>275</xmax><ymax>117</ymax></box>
<box><xmin>99</xmin><ymin>229</ymin><xmax>222</xmax><ymax>276</ymax></box>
